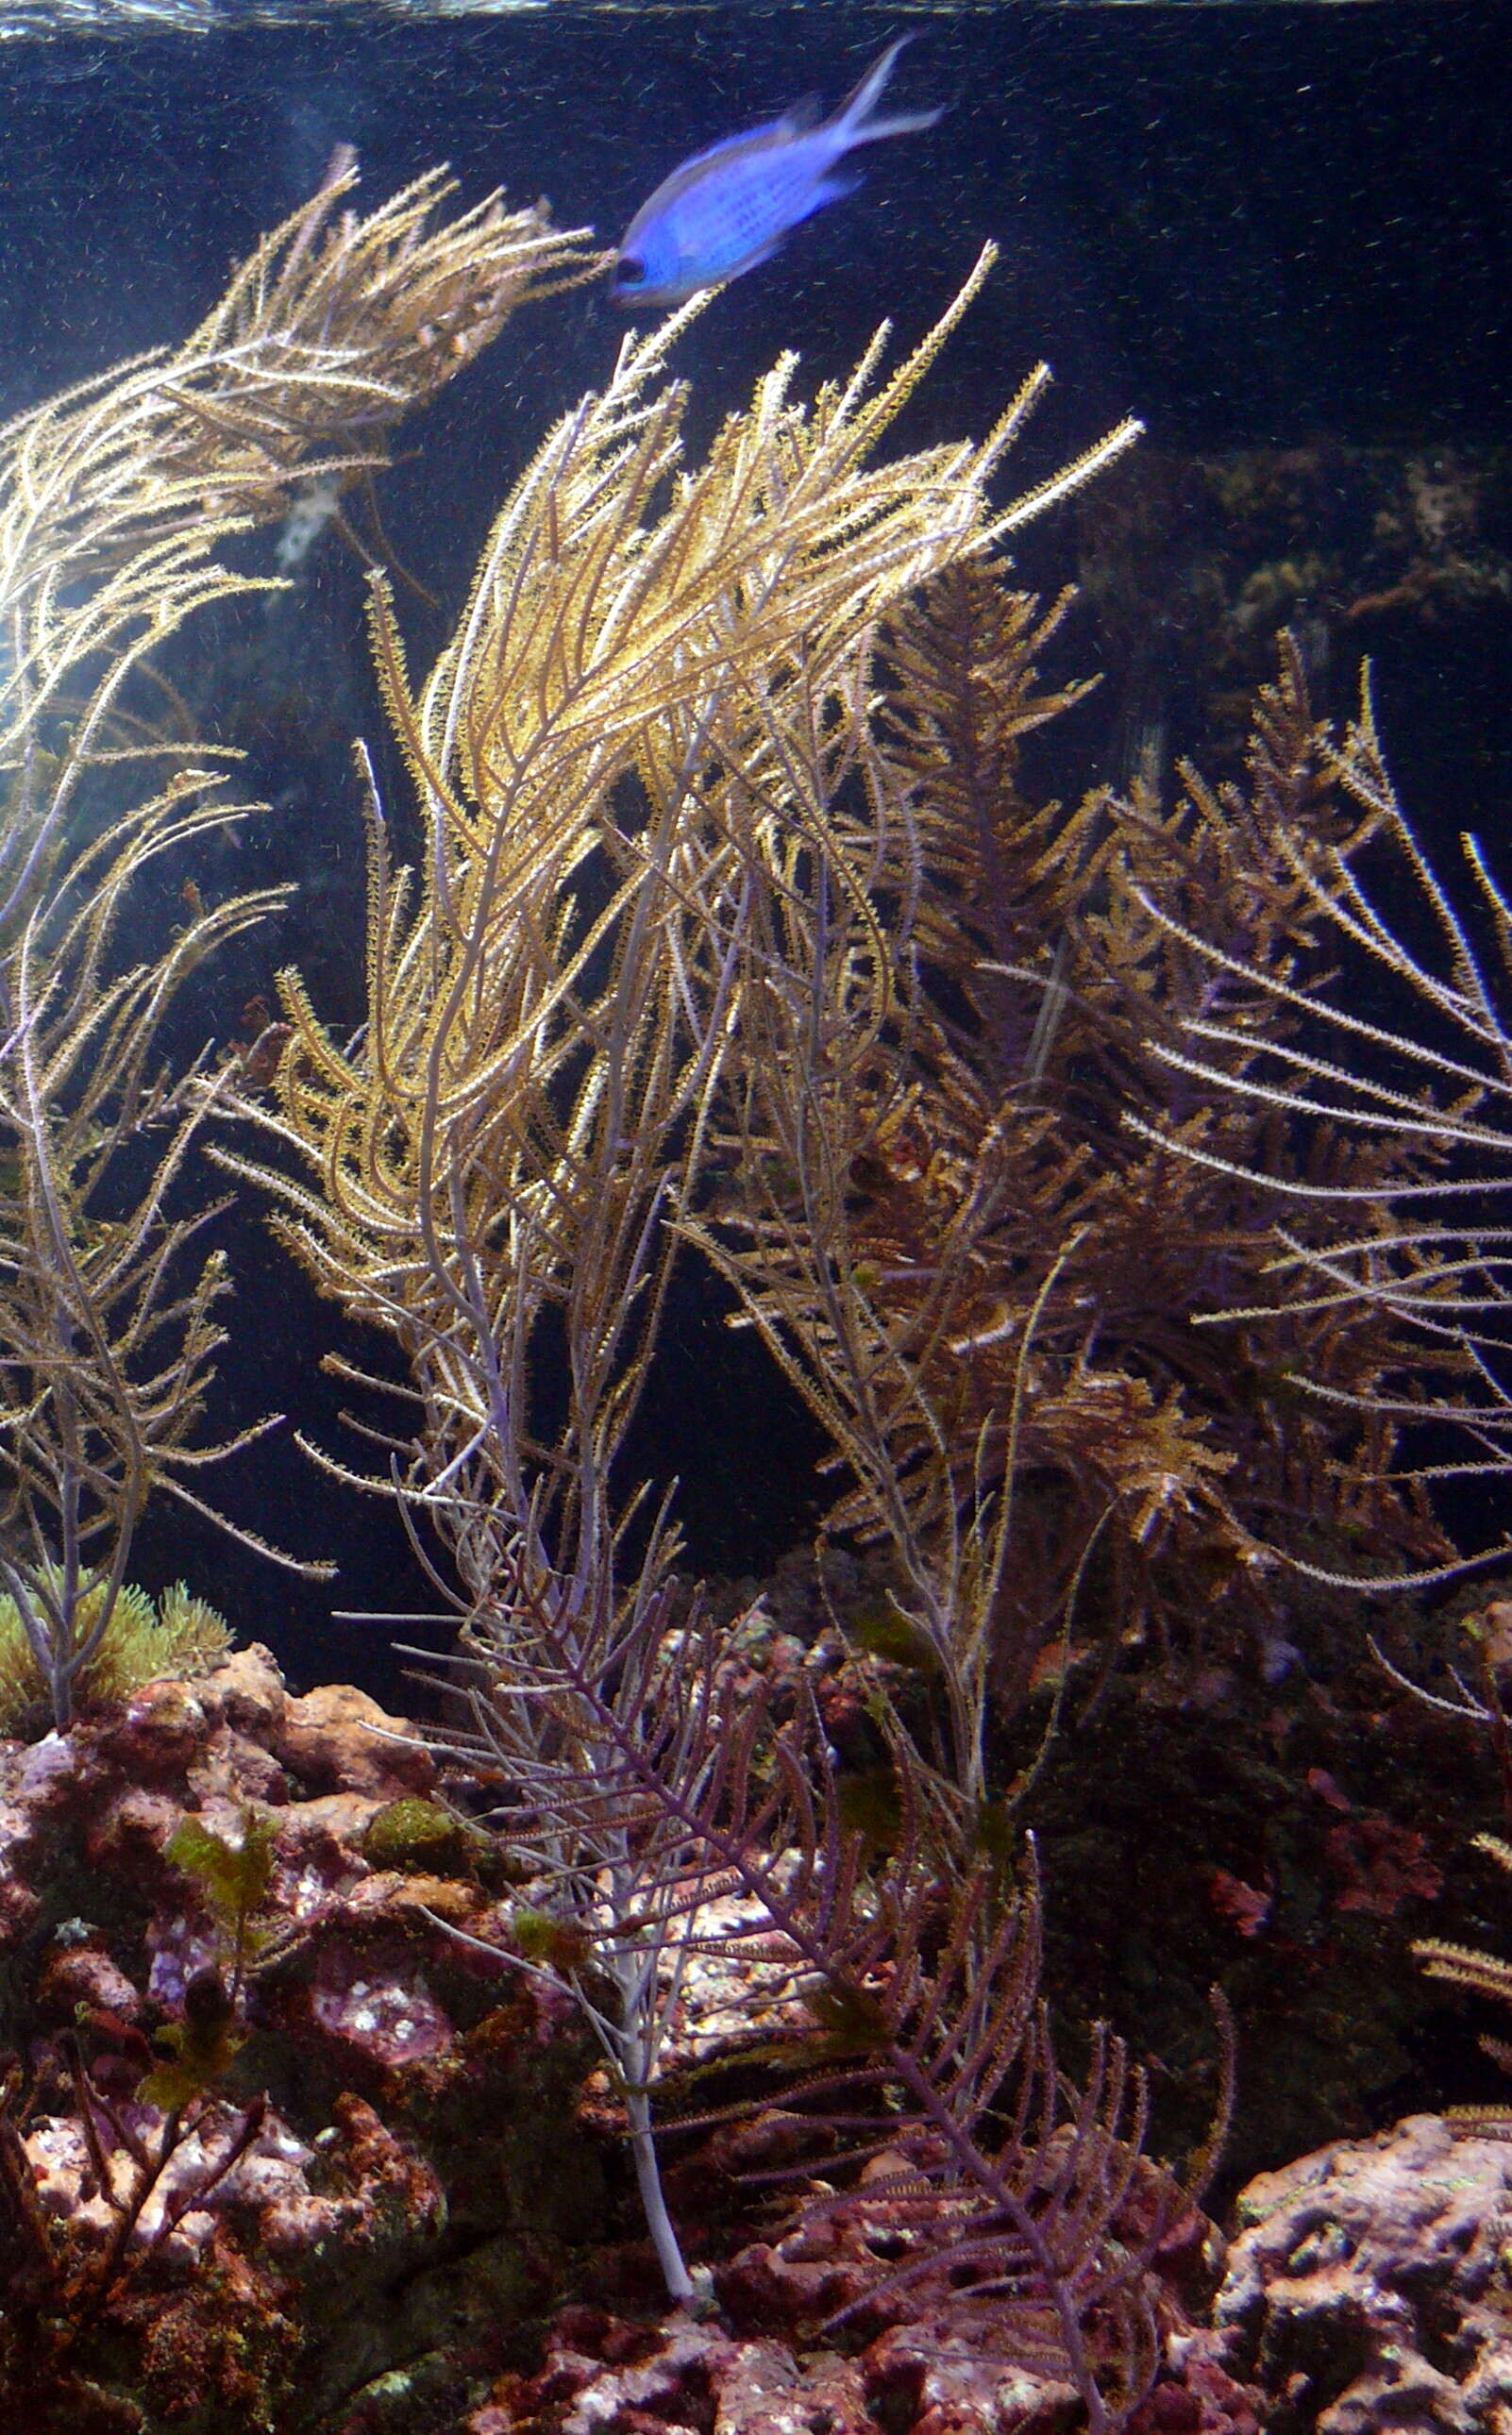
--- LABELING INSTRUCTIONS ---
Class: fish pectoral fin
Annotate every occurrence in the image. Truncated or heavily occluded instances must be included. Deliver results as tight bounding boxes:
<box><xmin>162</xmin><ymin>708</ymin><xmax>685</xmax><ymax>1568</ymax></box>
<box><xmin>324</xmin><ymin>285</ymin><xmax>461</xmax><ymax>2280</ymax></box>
<box><xmin>764</xmin><ymin>171</ymin><xmax>862</xmax><ymax>254</ymax></box>
<box><xmin>731</xmin><ymin>183</ymin><xmax>853</xmax><ymax>283</ymax></box>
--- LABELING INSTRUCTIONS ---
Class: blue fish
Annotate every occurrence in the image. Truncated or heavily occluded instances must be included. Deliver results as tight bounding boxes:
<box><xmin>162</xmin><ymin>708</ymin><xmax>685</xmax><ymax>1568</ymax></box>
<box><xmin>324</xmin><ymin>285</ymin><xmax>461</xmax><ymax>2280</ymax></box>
<box><xmin>611</xmin><ymin>40</ymin><xmax>943</xmax><ymax>309</ymax></box>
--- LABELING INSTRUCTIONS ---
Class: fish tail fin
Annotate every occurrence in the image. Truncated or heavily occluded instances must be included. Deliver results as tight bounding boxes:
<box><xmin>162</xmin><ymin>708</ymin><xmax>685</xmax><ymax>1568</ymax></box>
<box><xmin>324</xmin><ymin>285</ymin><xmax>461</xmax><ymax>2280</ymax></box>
<box><xmin>850</xmin><ymin>104</ymin><xmax>947</xmax><ymax>147</ymax></box>
<box><xmin>833</xmin><ymin>36</ymin><xmax>945</xmax><ymax>148</ymax></box>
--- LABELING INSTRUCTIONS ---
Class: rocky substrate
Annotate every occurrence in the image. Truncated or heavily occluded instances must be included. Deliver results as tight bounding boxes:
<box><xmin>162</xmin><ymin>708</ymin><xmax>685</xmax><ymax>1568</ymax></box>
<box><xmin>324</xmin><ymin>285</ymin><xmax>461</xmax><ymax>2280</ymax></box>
<box><xmin>0</xmin><ymin>1647</ymin><xmax>600</xmax><ymax>2432</ymax></box>
<box><xmin>1194</xmin><ymin>2111</ymin><xmax>1512</xmax><ymax>2435</ymax></box>
<box><xmin>0</xmin><ymin>1647</ymin><xmax>1508</xmax><ymax>2433</ymax></box>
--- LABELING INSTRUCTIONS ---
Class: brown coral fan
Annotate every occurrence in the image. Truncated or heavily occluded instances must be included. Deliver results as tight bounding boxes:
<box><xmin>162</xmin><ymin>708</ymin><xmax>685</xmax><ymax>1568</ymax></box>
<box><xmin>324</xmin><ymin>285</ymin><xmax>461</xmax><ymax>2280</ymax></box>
<box><xmin>704</xmin><ymin>602</ymin><xmax>1458</xmax><ymax>1765</ymax></box>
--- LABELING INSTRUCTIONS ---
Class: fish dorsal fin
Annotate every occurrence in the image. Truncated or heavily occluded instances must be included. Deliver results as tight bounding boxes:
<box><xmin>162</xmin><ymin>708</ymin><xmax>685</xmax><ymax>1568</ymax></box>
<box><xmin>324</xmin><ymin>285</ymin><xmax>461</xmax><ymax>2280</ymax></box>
<box><xmin>666</xmin><ymin>111</ymin><xmax>798</xmax><ymax>180</ymax></box>
<box><xmin>778</xmin><ymin>93</ymin><xmax>824</xmax><ymax>135</ymax></box>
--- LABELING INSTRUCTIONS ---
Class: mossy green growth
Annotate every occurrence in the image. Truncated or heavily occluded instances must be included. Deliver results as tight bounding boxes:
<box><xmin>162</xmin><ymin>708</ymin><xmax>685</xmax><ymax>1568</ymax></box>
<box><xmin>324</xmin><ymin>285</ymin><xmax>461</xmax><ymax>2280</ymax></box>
<box><xmin>0</xmin><ymin>1571</ymin><xmax>232</xmax><ymax>1731</ymax></box>
<box><xmin>362</xmin><ymin>1796</ymin><xmax>487</xmax><ymax>1879</ymax></box>
<box><xmin>140</xmin><ymin>1809</ymin><xmax>277</xmax><ymax>2108</ymax></box>
<box><xmin>845</xmin><ymin>1594</ymin><xmax>943</xmax><ymax>1672</ymax></box>
<box><xmin>138</xmin><ymin>1961</ymin><xmax>245</xmax><ymax>2111</ymax></box>
<box><xmin>168</xmin><ymin>1808</ymin><xmax>277</xmax><ymax>1940</ymax></box>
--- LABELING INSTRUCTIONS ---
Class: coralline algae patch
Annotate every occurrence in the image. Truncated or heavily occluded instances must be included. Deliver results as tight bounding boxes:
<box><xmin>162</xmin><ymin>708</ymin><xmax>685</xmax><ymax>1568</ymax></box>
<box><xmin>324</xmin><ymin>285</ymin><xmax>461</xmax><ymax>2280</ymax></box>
<box><xmin>307</xmin><ymin>1940</ymin><xmax>453</xmax><ymax>2067</ymax></box>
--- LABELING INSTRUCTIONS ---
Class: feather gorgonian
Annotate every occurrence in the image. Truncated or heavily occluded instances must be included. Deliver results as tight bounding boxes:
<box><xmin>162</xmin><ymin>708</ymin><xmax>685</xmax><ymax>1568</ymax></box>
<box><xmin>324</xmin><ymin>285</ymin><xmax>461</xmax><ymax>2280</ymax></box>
<box><xmin>216</xmin><ymin>253</ymin><xmax>1165</xmax><ymax>2347</ymax></box>
<box><xmin>230</xmin><ymin>248</ymin><xmax>1141</xmax><ymax>1594</ymax></box>
<box><xmin>0</xmin><ymin>154</ymin><xmax>594</xmax><ymax>1722</ymax></box>
<box><xmin>699</xmin><ymin>604</ymin><xmax>1459</xmax><ymax>1805</ymax></box>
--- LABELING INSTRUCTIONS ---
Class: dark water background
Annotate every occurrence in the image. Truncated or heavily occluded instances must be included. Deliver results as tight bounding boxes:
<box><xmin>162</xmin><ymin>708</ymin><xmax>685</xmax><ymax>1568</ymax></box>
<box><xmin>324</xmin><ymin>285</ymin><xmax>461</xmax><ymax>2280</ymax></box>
<box><xmin>0</xmin><ymin>4</ymin><xmax>1506</xmax><ymax>1697</ymax></box>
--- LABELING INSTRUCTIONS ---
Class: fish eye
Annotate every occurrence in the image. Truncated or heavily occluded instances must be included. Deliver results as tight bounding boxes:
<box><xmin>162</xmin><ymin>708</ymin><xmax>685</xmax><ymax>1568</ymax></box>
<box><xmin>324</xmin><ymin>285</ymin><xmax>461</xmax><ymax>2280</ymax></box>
<box><xmin>615</xmin><ymin>255</ymin><xmax>647</xmax><ymax>289</ymax></box>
